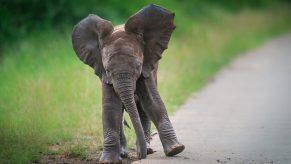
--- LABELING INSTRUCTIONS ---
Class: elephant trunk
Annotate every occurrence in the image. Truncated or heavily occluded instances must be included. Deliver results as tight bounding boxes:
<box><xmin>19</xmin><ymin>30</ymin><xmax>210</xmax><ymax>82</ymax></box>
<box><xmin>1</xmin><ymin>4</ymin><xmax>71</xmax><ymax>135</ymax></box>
<box><xmin>113</xmin><ymin>73</ymin><xmax>147</xmax><ymax>159</ymax></box>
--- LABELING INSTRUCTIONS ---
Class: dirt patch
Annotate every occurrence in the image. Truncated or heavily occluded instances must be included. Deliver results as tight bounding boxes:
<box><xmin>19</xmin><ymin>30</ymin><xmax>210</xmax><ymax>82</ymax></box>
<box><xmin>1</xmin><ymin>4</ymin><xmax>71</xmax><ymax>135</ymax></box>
<box><xmin>35</xmin><ymin>149</ymin><xmax>139</xmax><ymax>164</ymax></box>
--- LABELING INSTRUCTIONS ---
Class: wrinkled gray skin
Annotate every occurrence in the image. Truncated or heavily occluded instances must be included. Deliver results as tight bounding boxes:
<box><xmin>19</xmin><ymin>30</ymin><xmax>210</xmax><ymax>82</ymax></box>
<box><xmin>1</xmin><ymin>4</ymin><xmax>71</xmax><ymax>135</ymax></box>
<box><xmin>72</xmin><ymin>4</ymin><xmax>185</xmax><ymax>163</ymax></box>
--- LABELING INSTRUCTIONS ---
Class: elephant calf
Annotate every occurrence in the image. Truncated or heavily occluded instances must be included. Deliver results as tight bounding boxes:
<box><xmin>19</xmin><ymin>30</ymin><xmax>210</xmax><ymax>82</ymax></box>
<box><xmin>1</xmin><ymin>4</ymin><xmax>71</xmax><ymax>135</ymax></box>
<box><xmin>72</xmin><ymin>4</ymin><xmax>185</xmax><ymax>163</ymax></box>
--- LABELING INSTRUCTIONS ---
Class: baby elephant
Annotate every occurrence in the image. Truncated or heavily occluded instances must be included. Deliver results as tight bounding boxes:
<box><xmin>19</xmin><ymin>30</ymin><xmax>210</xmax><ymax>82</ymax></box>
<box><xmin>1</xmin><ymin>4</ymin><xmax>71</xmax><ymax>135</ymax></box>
<box><xmin>72</xmin><ymin>4</ymin><xmax>185</xmax><ymax>163</ymax></box>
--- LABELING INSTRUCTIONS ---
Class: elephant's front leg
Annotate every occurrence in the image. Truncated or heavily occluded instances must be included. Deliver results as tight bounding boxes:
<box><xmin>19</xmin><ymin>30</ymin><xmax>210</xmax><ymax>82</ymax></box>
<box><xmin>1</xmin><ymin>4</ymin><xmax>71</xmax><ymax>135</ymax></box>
<box><xmin>100</xmin><ymin>83</ymin><xmax>123</xmax><ymax>163</ymax></box>
<box><xmin>136</xmin><ymin>76</ymin><xmax>185</xmax><ymax>156</ymax></box>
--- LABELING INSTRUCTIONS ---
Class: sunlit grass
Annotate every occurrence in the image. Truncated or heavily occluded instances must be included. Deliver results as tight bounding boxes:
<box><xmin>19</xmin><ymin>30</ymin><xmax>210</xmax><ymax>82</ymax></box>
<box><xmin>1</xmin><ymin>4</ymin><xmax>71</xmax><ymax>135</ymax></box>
<box><xmin>0</xmin><ymin>5</ymin><xmax>290</xmax><ymax>163</ymax></box>
<box><xmin>159</xmin><ymin>6</ymin><xmax>291</xmax><ymax>113</ymax></box>
<box><xmin>0</xmin><ymin>30</ymin><xmax>104</xmax><ymax>163</ymax></box>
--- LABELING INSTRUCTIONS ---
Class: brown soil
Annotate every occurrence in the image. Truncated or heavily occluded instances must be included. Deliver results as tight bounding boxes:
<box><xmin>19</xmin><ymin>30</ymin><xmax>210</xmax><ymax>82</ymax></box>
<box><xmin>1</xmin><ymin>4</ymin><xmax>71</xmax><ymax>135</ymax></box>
<box><xmin>35</xmin><ymin>149</ymin><xmax>139</xmax><ymax>164</ymax></box>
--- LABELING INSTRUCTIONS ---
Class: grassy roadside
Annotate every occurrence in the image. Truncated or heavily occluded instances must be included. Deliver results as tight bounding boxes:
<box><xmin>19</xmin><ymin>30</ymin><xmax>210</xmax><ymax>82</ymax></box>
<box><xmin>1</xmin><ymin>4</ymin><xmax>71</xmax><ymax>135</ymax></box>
<box><xmin>0</xmin><ymin>5</ymin><xmax>291</xmax><ymax>163</ymax></box>
<box><xmin>159</xmin><ymin>5</ymin><xmax>291</xmax><ymax>113</ymax></box>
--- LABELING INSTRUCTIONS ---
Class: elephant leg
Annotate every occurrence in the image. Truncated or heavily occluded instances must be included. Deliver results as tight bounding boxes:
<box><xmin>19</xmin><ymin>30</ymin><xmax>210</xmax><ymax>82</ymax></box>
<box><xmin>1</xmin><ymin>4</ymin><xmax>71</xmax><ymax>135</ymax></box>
<box><xmin>100</xmin><ymin>83</ymin><xmax>123</xmax><ymax>163</ymax></box>
<box><xmin>120</xmin><ymin>108</ymin><xmax>128</xmax><ymax>158</ymax></box>
<box><xmin>136</xmin><ymin>76</ymin><xmax>185</xmax><ymax>156</ymax></box>
<box><xmin>136</xmin><ymin>100</ymin><xmax>154</xmax><ymax>154</ymax></box>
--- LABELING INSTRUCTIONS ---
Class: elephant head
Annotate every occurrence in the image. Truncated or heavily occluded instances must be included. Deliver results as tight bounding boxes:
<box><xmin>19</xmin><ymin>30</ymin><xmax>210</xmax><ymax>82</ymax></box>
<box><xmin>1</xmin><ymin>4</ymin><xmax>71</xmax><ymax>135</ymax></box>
<box><xmin>72</xmin><ymin>4</ymin><xmax>175</xmax><ymax>159</ymax></box>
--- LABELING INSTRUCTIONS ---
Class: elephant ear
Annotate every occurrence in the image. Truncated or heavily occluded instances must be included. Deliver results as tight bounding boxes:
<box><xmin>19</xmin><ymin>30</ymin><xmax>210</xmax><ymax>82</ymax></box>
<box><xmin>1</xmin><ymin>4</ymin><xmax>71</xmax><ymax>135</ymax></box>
<box><xmin>72</xmin><ymin>14</ymin><xmax>113</xmax><ymax>84</ymax></box>
<box><xmin>125</xmin><ymin>4</ymin><xmax>175</xmax><ymax>78</ymax></box>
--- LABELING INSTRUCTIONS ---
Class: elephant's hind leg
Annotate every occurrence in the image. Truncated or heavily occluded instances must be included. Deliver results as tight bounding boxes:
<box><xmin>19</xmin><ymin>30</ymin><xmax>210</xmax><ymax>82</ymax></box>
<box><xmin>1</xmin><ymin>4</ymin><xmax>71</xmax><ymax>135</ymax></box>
<box><xmin>100</xmin><ymin>83</ymin><xmax>123</xmax><ymax>163</ymax></box>
<box><xmin>136</xmin><ymin>101</ymin><xmax>154</xmax><ymax>154</ymax></box>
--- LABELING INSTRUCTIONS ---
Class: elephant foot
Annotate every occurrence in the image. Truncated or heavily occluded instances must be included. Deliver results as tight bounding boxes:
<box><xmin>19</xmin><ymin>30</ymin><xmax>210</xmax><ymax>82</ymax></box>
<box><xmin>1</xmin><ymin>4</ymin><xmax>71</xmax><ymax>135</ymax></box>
<box><xmin>164</xmin><ymin>143</ymin><xmax>185</xmax><ymax>156</ymax></box>
<box><xmin>98</xmin><ymin>161</ymin><xmax>121</xmax><ymax>164</ymax></box>
<box><xmin>99</xmin><ymin>151</ymin><xmax>122</xmax><ymax>164</ymax></box>
<box><xmin>120</xmin><ymin>145</ymin><xmax>128</xmax><ymax>158</ymax></box>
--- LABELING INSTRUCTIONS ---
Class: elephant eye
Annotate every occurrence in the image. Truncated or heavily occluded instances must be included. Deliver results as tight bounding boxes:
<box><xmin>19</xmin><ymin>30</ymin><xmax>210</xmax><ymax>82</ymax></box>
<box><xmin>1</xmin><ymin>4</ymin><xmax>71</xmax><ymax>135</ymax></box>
<box><xmin>105</xmin><ymin>69</ymin><xmax>111</xmax><ymax>76</ymax></box>
<box><xmin>135</xmin><ymin>62</ymin><xmax>142</xmax><ymax>68</ymax></box>
<box><xmin>135</xmin><ymin>62</ymin><xmax>142</xmax><ymax>76</ymax></box>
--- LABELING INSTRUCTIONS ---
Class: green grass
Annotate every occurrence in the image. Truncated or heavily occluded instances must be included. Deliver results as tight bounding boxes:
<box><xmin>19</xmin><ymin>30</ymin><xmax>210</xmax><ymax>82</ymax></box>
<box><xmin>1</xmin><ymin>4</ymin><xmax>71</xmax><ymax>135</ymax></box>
<box><xmin>159</xmin><ymin>5</ymin><xmax>291</xmax><ymax>113</ymax></box>
<box><xmin>0</xmin><ymin>5</ymin><xmax>291</xmax><ymax>164</ymax></box>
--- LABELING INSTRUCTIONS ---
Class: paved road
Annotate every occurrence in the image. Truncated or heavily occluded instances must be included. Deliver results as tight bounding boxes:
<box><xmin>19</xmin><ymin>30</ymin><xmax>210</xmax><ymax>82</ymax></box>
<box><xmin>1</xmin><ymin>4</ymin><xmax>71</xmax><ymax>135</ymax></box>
<box><xmin>133</xmin><ymin>34</ymin><xmax>291</xmax><ymax>164</ymax></box>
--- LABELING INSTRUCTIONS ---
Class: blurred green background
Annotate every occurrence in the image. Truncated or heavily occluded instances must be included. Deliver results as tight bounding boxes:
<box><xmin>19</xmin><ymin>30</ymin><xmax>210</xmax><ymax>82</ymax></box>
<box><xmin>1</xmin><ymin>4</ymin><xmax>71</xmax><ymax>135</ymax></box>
<box><xmin>1</xmin><ymin>0</ymin><xmax>291</xmax><ymax>163</ymax></box>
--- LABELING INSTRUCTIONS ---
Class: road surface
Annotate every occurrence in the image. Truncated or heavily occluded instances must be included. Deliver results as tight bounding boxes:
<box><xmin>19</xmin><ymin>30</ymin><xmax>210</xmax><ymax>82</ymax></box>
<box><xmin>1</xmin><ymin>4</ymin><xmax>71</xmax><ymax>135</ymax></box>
<box><xmin>133</xmin><ymin>34</ymin><xmax>291</xmax><ymax>164</ymax></box>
